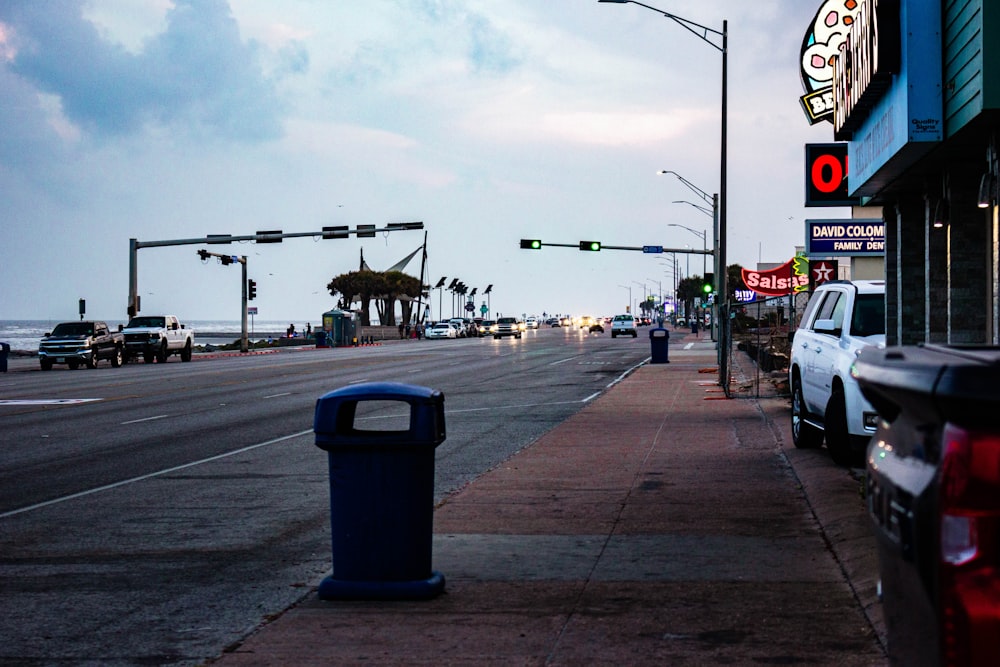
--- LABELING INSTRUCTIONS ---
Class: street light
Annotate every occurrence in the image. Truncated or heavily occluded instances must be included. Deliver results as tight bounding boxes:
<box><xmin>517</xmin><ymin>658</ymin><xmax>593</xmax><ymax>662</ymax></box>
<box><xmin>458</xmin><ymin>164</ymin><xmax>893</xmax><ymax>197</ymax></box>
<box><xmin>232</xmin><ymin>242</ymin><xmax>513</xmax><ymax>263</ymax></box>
<box><xmin>668</xmin><ymin>222</ymin><xmax>707</xmax><ymax>278</ymax></box>
<box><xmin>617</xmin><ymin>284</ymin><xmax>632</xmax><ymax>314</ymax></box>
<box><xmin>632</xmin><ymin>280</ymin><xmax>647</xmax><ymax>318</ymax></box>
<box><xmin>604</xmin><ymin>0</ymin><xmax>728</xmax><ymax>389</ymax></box>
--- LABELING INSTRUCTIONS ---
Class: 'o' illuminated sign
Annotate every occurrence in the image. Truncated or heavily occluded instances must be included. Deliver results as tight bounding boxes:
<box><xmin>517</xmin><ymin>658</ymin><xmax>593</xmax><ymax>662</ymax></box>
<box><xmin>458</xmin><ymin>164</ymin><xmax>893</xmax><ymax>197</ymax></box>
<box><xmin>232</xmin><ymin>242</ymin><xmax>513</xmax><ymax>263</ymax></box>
<box><xmin>805</xmin><ymin>143</ymin><xmax>861</xmax><ymax>207</ymax></box>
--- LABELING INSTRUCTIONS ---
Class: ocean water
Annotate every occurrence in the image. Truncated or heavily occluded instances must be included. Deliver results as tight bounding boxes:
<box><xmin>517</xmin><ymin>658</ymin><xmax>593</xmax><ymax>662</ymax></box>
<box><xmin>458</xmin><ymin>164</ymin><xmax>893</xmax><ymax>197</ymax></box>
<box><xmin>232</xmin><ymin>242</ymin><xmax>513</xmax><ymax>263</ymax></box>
<box><xmin>0</xmin><ymin>320</ymin><xmax>316</xmax><ymax>352</ymax></box>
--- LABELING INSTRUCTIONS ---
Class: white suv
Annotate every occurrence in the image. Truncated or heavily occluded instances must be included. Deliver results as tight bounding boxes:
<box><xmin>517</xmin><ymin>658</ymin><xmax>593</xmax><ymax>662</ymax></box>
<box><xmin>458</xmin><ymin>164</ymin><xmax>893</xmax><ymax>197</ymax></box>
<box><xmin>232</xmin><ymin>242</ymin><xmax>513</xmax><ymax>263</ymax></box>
<box><xmin>789</xmin><ymin>280</ymin><xmax>885</xmax><ymax>466</ymax></box>
<box><xmin>610</xmin><ymin>314</ymin><xmax>638</xmax><ymax>338</ymax></box>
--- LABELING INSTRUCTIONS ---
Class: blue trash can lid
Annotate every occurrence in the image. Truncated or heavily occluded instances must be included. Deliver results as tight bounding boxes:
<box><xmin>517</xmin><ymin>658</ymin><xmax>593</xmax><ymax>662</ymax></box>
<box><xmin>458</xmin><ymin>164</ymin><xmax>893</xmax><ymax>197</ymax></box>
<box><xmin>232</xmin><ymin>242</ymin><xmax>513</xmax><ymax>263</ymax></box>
<box><xmin>314</xmin><ymin>382</ymin><xmax>446</xmax><ymax>448</ymax></box>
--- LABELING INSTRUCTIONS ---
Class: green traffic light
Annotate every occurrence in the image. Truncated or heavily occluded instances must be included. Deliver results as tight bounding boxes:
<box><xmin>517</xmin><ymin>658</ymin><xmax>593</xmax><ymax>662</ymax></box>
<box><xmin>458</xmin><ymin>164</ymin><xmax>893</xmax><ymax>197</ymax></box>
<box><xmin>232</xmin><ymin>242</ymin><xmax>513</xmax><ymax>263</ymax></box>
<box><xmin>579</xmin><ymin>241</ymin><xmax>601</xmax><ymax>251</ymax></box>
<box><xmin>520</xmin><ymin>239</ymin><xmax>542</xmax><ymax>250</ymax></box>
<box><xmin>703</xmin><ymin>283</ymin><xmax>712</xmax><ymax>294</ymax></box>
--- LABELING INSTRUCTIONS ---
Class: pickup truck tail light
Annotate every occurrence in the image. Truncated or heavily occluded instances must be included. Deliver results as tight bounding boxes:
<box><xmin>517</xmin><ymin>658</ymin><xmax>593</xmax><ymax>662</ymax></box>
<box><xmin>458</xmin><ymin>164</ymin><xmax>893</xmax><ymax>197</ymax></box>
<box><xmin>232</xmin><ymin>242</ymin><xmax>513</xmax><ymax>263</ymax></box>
<box><xmin>939</xmin><ymin>423</ymin><xmax>1000</xmax><ymax>667</ymax></box>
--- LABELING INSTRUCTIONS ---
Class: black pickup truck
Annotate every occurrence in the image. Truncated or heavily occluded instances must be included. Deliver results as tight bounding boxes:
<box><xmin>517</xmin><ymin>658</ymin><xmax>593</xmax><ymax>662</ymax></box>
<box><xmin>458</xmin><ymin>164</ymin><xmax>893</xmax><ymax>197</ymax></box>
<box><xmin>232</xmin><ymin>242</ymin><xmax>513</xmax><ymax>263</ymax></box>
<box><xmin>854</xmin><ymin>344</ymin><xmax>1000</xmax><ymax>666</ymax></box>
<box><xmin>38</xmin><ymin>320</ymin><xmax>125</xmax><ymax>370</ymax></box>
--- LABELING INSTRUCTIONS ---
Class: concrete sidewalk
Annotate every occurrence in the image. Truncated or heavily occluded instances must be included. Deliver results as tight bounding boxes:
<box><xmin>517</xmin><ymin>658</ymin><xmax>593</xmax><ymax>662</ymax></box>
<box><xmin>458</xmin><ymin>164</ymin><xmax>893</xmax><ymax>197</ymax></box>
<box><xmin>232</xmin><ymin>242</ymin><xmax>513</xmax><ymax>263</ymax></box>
<box><xmin>208</xmin><ymin>340</ymin><xmax>885</xmax><ymax>666</ymax></box>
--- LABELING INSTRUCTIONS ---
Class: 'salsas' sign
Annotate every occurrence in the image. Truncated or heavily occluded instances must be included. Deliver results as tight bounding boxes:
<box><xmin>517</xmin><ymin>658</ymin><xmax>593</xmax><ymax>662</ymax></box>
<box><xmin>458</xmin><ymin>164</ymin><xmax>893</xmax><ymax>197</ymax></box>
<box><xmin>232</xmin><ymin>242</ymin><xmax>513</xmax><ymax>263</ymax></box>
<box><xmin>742</xmin><ymin>259</ymin><xmax>809</xmax><ymax>297</ymax></box>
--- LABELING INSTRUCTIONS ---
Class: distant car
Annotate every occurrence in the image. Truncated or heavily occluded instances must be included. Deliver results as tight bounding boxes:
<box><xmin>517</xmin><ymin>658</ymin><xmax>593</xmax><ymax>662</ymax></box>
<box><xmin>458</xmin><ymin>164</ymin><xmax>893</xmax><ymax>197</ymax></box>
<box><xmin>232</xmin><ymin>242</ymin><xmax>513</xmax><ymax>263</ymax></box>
<box><xmin>448</xmin><ymin>318</ymin><xmax>470</xmax><ymax>338</ymax></box>
<box><xmin>559</xmin><ymin>316</ymin><xmax>572</xmax><ymax>327</ymax></box>
<box><xmin>525</xmin><ymin>317</ymin><xmax>539</xmax><ymax>329</ymax></box>
<box><xmin>493</xmin><ymin>317</ymin><xmax>521</xmax><ymax>339</ymax></box>
<box><xmin>479</xmin><ymin>320</ymin><xmax>496</xmax><ymax>337</ymax></box>
<box><xmin>611</xmin><ymin>314</ymin><xmax>638</xmax><ymax>338</ymax></box>
<box><xmin>426</xmin><ymin>322</ymin><xmax>458</xmax><ymax>339</ymax></box>
<box><xmin>578</xmin><ymin>316</ymin><xmax>595</xmax><ymax>330</ymax></box>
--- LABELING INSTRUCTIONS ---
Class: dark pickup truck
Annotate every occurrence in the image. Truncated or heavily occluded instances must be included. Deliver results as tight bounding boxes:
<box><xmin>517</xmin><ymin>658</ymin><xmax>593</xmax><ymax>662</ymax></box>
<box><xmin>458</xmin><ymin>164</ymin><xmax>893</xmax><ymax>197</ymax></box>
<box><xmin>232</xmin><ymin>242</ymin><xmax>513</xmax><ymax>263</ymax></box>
<box><xmin>855</xmin><ymin>344</ymin><xmax>1000</xmax><ymax>666</ymax></box>
<box><xmin>38</xmin><ymin>321</ymin><xmax>125</xmax><ymax>370</ymax></box>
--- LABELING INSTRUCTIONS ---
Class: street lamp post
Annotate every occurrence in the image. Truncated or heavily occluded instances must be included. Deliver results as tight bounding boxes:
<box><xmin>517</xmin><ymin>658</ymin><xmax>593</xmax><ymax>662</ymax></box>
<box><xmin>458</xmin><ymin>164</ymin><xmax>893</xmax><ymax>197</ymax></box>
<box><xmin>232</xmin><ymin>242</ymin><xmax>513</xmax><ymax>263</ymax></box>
<box><xmin>632</xmin><ymin>280</ymin><xmax>647</xmax><ymax>318</ymax></box>
<box><xmin>603</xmin><ymin>0</ymin><xmax>728</xmax><ymax>390</ymax></box>
<box><xmin>617</xmin><ymin>284</ymin><xmax>633</xmax><ymax>314</ymax></box>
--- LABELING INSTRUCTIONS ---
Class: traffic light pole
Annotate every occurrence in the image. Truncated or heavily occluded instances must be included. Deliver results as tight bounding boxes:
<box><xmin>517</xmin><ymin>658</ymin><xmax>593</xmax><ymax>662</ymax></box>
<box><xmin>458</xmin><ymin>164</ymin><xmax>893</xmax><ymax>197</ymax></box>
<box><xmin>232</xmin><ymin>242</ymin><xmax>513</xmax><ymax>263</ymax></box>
<box><xmin>241</xmin><ymin>260</ymin><xmax>249</xmax><ymax>353</ymax></box>
<box><xmin>196</xmin><ymin>249</ymin><xmax>250</xmax><ymax>353</ymax></box>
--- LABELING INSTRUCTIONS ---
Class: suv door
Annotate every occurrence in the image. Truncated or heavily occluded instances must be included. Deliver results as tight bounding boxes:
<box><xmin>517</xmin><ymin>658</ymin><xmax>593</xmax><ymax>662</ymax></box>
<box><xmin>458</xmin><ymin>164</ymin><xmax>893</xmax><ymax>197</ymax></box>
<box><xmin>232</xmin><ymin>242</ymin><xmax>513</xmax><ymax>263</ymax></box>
<box><xmin>800</xmin><ymin>289</ymin><xmax>846</xmax><ymax>414</ymax></box>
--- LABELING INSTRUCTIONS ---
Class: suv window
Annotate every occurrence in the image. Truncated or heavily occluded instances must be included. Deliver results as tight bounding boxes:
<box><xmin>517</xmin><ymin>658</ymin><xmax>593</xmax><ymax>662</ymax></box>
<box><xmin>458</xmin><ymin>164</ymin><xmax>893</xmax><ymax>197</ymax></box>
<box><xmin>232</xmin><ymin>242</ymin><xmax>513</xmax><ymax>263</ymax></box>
<box><xmin>498</xmin><ymin>317</ymin><xmax>516</xmax><ymax>324</ymax></box>
<box><xmin>851</xmin><ymin>294</ymin><xmax>886</xmax><ymax>337</ymax></box>
<box><xmin>613</xmin><ymin>315</ymin><xmax>634</xmax><ymax>322</ymax></box>
<box><xmin>814</xmin><ymin>291</ymin><xmax>844</xmax><ymax>330</ymax></box>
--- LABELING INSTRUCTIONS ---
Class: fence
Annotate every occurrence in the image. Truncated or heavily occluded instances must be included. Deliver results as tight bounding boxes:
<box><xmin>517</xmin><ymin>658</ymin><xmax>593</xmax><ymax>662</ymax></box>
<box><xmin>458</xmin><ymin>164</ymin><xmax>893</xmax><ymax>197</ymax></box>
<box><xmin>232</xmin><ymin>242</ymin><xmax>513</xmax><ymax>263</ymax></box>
<box><xmin>718</xmin><ymin>291</ymin><xmax>811</xmax><ymax>399</ymax></box>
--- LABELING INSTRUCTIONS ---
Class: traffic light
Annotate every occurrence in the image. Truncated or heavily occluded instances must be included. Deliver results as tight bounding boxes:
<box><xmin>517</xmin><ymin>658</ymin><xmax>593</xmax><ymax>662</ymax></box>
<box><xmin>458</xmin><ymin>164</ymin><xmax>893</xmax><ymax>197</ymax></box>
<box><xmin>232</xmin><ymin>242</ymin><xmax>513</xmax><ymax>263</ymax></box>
<box><xmin>520</xmin><ymin>239</ymin><xmax>542</xmax><ymax>249</ymax></box>
<box><xmin>197</xmin><ymin>249</ymin><xmax>210</xmax><ymax>260</ymax></box>
<box><xmin>579</xmin><ymin>241</ymin><xmax>601</xmax><ymax>251</ymax></box>
<box><xmin>248</xmin><ymin>279</ymin><xmax>257</xmax><ymax>300</ymax></box>
<box><xmin>702</xmin><ymin>273</ymin><xmax>715</xmax><ymax>294</ymax></box>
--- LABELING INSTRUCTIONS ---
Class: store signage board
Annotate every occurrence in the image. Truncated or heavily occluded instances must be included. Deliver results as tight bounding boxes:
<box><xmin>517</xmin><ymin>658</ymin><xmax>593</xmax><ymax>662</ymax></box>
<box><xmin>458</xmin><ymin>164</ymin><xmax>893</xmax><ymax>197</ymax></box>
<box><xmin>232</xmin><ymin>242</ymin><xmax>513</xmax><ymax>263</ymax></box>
<box><xmin>806</xmin><ymin>219</ymin><xmax>885</xmax><ymax>256</ymax></box>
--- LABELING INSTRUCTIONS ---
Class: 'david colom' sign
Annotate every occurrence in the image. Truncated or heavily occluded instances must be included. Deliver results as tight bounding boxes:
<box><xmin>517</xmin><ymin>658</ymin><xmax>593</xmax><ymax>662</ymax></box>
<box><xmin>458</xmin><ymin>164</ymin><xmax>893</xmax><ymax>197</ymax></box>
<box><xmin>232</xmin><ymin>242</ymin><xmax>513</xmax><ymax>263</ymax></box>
<box><xmin>741</xmin><ymin>258</ymin><xmax>810</xmax><ymax>297</ymax></box>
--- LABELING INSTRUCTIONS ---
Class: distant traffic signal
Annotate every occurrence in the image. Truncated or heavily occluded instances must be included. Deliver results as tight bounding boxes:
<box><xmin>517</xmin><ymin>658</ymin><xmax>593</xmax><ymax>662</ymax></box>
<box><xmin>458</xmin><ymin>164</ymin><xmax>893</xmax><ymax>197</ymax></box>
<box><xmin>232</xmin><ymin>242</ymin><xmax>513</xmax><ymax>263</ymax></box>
<box><xmin>702</xmin><ymin>273</ymin><xmax>715</xmax><ymax>294</ymax></box>
<box><xmin>248</xmin><ymin>279</ymin><xmax>257</xmax><ymax>300</ymax></box>
<box><xmin>579</xmin><ymin>241</ymin><xmax>601</xmax><ymax>251</ymax></box>
<box><xmin>520</xmin><ymin>239</ymin><xmax>542</xmax><ymax>249</ymax></box>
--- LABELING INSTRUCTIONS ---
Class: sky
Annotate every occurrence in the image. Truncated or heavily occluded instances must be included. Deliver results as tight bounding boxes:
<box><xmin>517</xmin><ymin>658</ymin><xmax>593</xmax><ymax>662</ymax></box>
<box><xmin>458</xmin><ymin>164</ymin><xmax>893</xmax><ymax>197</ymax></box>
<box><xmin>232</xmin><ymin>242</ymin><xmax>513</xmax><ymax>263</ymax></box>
<box><xmin>0</xmin><ymin>0</ymin><xmax>848</xmax><ymax>324</ymax></box>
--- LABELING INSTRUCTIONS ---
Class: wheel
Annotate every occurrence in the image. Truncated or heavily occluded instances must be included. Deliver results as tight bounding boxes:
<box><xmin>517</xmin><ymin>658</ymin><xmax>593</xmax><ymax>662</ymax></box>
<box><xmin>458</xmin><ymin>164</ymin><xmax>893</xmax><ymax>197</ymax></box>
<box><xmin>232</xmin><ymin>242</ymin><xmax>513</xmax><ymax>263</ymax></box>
<box><xmin>40</xmin><ymin>358</ymin><xmax>53</xmax><ymax>371</ymax></box>
<box><xmin>824</xmin><ymin>388</ymin><xmax>865</xmax><ymax>467</ymax></box>
<box><xmin>68</xmin><ymin>360</ymin><xmax>79</xmax><ymax>370</ymax></box>
<box><xmin>791</xmin><ymin>374</ymin><xmax>823</xmax><ymax>449</ymax></box>
<box><xmin>180</xmin><ymin>341</ymin><xmax>192</xmax><ymax>362</ymax></box>
<box><xmin>494</xmin><ymin>335</ymin><xmax>500</xmax><ymax>339</ymax></box>
<box><xmin>111</xmin><ymin>346</ymin><xmax>123</xmax><ymax>368</ymax></box>
<box><xmin>631</xmin><ymin>331</ymin><xmax>637</xmax><ymax>338</ymax></box>
<box><xmin>612</xmin><ymin>332</ymin><xmax>617</xmax><ymax>338</ymax></box>
<box><xmin>516</xmin><ymin>333</ymin><xmax>521</xmax><ymax>339</ymax></box>
<box><xmin>87</xmin><ymin>351</ymin><xmax>98</xmax><ymax>369</ymax></box>
<box><xmin>143</xmin><ymin>352</ymin><xmax>154</xmax><ymax>364</ymax></box>
<box><xmin>156</xmin><ymin>341</ymin><xmax>168</xmax><ymax>363</ymax></box>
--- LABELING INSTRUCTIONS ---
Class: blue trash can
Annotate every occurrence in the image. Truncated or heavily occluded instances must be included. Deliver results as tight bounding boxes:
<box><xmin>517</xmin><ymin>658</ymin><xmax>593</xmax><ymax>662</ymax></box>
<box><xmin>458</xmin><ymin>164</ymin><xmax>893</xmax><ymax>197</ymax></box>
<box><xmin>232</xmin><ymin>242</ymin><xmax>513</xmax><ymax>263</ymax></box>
<box><xmin>649</xmin><ymin>327</ymin><xmax>670</xmax><ymax>364</ymax></box>
<box><xmin>0</xmin><ymin>342</ymin><xmax>8</xmax><ymax>373</ymax></box>
<box><xmin>313</xmin><ymin>382</ymin><xmax>446</xmax><ymax>600</ymax></box>
<box><xmin>315</xmin><ymin>331</ymin><xmax>329</xmax><ymax>348</ymax></box>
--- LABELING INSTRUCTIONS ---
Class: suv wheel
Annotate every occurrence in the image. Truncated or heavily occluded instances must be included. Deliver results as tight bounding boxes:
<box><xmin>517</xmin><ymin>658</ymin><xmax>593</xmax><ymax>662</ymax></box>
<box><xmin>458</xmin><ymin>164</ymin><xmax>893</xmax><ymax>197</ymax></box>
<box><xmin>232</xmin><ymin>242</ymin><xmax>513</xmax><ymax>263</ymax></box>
<box><xmin>791</xmin><ymin>374</ymin><xmax>823</xmax><ymax>449</ymax></box>
<box><xmin>111</xmin><ymin>346</ymin><xmax>123</xmax><ymax>368</ymax></box>
<box><xmin>825</xmin><ymin>388</ymin><xmax>864</xmax><ymax>466</ymax></box>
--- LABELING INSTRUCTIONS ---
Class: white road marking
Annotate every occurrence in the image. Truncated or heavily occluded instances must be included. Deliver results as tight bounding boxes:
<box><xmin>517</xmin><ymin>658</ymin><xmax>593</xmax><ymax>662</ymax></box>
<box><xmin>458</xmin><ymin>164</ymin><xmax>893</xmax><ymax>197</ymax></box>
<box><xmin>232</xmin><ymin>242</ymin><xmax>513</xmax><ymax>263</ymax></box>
<box><xmin>0</xmin><ymin>399</ymin><xmax>102</xmax><ymax>406</ymax></box>
<box><xmin>121</xmin><ymin>415</ymin><xmax>169</xmax><ymax>425</ymax></box>
<box><xmin>0</xmin><ymin>430</ymin><xmax>313</xmax><ymax>519</ymax></box>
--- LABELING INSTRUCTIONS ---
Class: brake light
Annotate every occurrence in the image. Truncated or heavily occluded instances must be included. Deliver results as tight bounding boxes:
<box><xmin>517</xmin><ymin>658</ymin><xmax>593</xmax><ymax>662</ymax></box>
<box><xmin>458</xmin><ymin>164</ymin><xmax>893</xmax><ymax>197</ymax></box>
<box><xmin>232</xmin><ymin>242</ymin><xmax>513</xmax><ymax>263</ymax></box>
<box><xmin>938</xmin><ymin>424</ymin><xmax>1000</xmax><ymax>666</ymax></box>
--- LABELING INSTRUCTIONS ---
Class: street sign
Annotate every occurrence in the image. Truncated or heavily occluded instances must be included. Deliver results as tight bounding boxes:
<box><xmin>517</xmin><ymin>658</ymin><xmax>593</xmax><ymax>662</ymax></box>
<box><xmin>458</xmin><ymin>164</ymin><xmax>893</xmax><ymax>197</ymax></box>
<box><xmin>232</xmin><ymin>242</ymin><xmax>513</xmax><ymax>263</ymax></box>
<box><xmin>480</xmin><ymin>304</ymin><xmax>488</xmax><ymax>315</ymax></box>
<box><xmin>642</xmin><ymin>245</ymin><xmax>664</xmax><ymax>254</ymax></box>
<box><xmin>464</xmin><ymin>302</ymin><xmax>474</xmax><ymax>312</ymax></box>
<box><xmin>247</xmin><ymin>306</ymin><xmax>258</xmax><ymax>315</ymax></box>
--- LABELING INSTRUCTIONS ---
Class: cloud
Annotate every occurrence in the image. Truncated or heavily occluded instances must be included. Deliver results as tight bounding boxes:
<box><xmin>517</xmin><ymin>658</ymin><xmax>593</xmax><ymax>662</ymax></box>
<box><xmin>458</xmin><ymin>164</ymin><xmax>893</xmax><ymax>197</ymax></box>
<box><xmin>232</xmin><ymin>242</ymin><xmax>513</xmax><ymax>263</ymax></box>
<box><xmin>0</xmin><ymin>0</ymin><xmax>286</xmax><ymax>143</ymax></box>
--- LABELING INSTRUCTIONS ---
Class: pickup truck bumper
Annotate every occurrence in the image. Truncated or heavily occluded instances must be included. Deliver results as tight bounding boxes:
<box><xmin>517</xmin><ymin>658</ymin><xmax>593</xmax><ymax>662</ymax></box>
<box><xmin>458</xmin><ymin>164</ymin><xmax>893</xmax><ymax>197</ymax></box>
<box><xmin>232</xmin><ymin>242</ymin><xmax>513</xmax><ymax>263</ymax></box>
<box><xmin>38</xmin><ymin>348</ymin><xmax>93</xmax><ymax>362</ymax></box>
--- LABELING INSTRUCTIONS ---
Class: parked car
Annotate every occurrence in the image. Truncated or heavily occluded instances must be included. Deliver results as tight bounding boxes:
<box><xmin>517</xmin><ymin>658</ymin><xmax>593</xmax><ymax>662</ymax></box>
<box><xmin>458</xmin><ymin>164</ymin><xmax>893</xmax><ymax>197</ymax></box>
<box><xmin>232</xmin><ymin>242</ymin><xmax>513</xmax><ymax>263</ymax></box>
<box><xmin>493</xmin><ymin>317</ymin><xmax>521</xmax><ymax>339</ymax></box>
<box><xmin>426</xmin><ymin>322</ymin><xmax>458</xmax><ymax>339</ymax></box>
<box><xmin>788</xmin><ymin>280</ymin><xmax>886</xmax><ymax>466</ymax></box>
<box><xmin>856</xmin><ymin>344</ymin><xmax>1000</xmax><ymax>666</ymax></box>
<box><xmin>611</xmin><ymin>314</ymin><xmax>638</xmax><ymax>338</ymax></box>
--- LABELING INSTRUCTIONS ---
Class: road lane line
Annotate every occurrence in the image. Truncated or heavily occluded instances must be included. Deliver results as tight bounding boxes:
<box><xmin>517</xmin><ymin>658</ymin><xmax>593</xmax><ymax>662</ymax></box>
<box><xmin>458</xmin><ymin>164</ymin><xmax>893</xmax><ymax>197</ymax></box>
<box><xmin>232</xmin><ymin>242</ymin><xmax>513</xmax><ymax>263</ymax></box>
<box><xmin>120</xmin><ymin>415</ymin><xmax>169</xmax><ymax>425</ymax></box>
<box><xmin>263</xmin><ymin>392</ymin><xmax>292</xmax><ymax>399</ymax></box>
<box><xmin>0</xmin><ymin>429</ymin><xmax>313</xmax><ymax>520</ymax></box>
<box><xmin>0</xmin><ymin>399</ymin><xmax>102</xmax><ymax>406</ymax></box>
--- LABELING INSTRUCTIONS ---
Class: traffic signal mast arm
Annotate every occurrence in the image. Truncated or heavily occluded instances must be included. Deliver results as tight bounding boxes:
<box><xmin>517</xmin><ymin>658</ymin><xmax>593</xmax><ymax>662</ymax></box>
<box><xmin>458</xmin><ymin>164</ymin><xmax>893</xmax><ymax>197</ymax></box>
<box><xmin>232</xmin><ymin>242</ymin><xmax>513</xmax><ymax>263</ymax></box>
<box><xmin>519</xmin><ymin>239</ymin><xmax>713</xmax><ymax>255</ymax></box>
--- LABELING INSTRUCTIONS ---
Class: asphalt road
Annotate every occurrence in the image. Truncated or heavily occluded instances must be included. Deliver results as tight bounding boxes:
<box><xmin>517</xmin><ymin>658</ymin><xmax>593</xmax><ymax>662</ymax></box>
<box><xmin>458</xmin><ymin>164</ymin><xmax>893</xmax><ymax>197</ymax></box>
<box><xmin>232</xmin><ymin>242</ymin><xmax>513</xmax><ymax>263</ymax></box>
<box><xmin>0</xmin><ymin>326</ymin><xmax>652</xmax><ymax>665</ymax></box>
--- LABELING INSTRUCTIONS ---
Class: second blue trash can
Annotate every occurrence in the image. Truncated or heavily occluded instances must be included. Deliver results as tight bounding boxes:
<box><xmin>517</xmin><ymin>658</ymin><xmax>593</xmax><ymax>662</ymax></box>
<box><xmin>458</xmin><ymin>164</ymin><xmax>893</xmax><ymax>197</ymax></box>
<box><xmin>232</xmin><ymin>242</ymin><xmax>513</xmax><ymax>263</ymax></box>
<box><xmin>313</xmin><ymin>382</ymin><xmax>446</xmax><ymax>600</ymax></box>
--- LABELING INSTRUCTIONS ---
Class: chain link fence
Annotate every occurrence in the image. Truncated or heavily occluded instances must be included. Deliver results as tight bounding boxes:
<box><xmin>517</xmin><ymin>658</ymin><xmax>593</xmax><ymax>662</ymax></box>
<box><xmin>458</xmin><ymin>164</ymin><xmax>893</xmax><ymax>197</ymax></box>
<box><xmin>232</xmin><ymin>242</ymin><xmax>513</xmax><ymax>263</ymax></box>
<box><xmin>718</xmin><ymin>292</ymin><xmax>811</xmax><ymax>399</ymax></box>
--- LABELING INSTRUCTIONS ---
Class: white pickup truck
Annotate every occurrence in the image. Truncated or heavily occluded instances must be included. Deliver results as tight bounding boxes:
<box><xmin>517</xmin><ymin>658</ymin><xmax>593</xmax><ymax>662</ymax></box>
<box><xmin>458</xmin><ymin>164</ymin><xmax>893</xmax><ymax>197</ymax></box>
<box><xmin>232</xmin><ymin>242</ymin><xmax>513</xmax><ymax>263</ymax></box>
<box><xmin>789</xmin><ymin>280</ymin><xmax>885</xmax><ymax>466</ymax></box>
<box><xmin>122</xmin><ymin>315</ymin><xmax>195</xmax><ymax>363</ymax></box>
